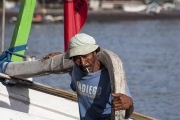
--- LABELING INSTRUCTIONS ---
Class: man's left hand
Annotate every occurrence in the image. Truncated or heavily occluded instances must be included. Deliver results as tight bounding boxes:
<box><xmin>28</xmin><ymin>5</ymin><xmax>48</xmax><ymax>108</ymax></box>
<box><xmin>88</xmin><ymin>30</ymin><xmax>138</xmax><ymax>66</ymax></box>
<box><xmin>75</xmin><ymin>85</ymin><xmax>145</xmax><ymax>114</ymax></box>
<box><xmin>112</xmin><ymin>93</ymin><xmax>133</xmax><ymax>111</ymax></box>
<box><xmin>43</xmin><ymin>52</ymin><xmax>62</xmax><ymax>59</ymax></box>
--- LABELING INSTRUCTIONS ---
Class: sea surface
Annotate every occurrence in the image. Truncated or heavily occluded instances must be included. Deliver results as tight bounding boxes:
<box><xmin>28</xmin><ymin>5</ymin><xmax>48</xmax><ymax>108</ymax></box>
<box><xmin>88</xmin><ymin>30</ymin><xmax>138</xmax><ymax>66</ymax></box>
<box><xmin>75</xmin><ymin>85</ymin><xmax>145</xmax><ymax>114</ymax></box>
<box><xmin>1</xmin><ymin>19</ymin><xmax>180</xmax><ymax>120</ymax></box>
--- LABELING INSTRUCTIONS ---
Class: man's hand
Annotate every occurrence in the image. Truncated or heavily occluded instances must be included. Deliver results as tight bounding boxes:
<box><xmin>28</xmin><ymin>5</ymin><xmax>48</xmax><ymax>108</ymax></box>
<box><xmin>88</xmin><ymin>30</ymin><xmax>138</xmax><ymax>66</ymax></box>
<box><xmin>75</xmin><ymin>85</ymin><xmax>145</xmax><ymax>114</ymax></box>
<box><xmin>43</xmin><ymin>52</ymin><xmax>62</xmax><ymax>59</ymax></box>
<box><xmin>112</xmin><ymin>93</ymin><xmax>134</xmax><ymax>118</ymax></box>
<box><xmin>112</xmin><ymin>93</ymin><xmax>133</xmax><ymax>111</ymax></box>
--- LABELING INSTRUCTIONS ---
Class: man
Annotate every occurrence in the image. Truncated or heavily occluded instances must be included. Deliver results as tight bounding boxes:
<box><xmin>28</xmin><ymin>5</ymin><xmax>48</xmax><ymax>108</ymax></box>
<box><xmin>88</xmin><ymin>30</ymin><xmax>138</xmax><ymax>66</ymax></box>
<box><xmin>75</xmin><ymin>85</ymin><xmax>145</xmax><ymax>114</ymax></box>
<box><xmin>44</xmin><ymin>33</ymin><xmax>134</xmax><ymax>120</ymax></box>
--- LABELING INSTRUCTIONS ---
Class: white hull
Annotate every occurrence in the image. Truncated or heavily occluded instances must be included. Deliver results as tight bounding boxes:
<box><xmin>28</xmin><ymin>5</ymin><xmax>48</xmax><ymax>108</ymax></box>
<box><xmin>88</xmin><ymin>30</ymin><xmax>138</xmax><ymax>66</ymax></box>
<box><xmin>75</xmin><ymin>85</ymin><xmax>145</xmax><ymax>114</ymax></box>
<box><xmin>0</xmin><ymin>107</ymin><xmax>54</xmax><ymax>120</ymax></box>
<box><xmin>0</xmin><ymin>83</ymin><xmax>156</xmax><ymax>120</ymax></box>
<box><xmin>123</xmin><ymin>4</ymin><xmax>147</xmax><ymax>12</ymax></box>
<box><xmin>0</xmin><ymin>83</ymin><xmax>79</xmax><ymax>120</ymax></box>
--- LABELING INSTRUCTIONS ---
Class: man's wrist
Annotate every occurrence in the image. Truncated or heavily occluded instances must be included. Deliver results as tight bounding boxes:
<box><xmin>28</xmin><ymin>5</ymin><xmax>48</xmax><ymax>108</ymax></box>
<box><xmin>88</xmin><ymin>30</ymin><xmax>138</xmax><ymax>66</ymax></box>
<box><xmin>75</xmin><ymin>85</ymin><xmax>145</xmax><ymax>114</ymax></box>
<box><xmin>129</xmin><ymin>98</ymin><xmax>134</xmax><ymax>108</ymax></box>
<box><xmin>125</xmin><ymin>97</ymin><xmax>134</xmax><ymax>119</ymax></box>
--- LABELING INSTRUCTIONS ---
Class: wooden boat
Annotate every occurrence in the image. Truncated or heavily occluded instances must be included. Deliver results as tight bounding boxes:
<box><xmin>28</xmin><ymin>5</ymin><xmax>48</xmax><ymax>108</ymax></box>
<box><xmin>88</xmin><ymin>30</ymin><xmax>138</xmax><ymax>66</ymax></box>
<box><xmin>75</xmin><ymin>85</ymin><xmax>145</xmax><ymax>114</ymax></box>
<box><xmin>0</xmin><ymin>75</ymin><xmax>155</xmax><ymax>120</ymax></box>
<box><xmin>0</xmin><ymin>0</ymin><xmax>156</xmax><ymax>120</ymax></box>
<box><xmin>0</xmin><ymin>53</ymin><xmax>156</xmax><ymax>120</ymax></box>
<box><xmin>0</xmin><ymin>77</ymin><xmax>79</xmax><ymax>120</ymax></box>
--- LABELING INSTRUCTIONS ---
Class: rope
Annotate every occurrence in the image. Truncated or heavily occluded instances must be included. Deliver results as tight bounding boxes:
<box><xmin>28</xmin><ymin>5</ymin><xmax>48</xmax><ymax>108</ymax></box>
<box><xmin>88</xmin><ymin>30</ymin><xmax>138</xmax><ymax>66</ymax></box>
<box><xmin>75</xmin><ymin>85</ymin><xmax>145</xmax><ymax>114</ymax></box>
<box><xmin>0</xmin><ymin>44</ymin><xmax>27</xmax><ymax>86</ymax></box>
<box><xmin>0</xmin><ymin>44</ymin><xmax>27</xmax><ymax>61</ymax></box>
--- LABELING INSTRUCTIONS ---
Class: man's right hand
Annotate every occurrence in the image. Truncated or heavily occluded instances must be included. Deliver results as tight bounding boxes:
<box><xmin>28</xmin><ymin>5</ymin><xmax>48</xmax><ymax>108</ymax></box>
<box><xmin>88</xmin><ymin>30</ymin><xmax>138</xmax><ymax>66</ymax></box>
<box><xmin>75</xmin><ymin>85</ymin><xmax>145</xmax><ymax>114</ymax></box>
<box><xmin>43</xmin><ymin>52</ymin><xmax>62</xmax><ymax>59</ymax></box>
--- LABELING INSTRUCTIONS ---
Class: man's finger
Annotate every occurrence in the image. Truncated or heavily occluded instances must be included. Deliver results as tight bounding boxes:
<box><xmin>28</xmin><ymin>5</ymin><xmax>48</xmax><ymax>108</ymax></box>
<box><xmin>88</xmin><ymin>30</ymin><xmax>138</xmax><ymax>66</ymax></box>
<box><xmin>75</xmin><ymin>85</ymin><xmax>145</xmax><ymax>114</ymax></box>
<box><xmin>112</xmin><ymin>93</ymin><xmax>124</xmax><ymax>97</ymax></box>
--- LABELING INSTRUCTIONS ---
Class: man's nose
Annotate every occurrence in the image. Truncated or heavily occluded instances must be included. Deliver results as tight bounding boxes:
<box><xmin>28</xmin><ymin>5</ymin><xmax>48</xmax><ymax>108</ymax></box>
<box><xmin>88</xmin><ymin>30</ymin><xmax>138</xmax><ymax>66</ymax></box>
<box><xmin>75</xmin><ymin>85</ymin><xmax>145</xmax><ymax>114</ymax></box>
<box><xmin>80</xmin><ymin>57</ymin><xmax>87</xmax><ymax>66</ymax></box>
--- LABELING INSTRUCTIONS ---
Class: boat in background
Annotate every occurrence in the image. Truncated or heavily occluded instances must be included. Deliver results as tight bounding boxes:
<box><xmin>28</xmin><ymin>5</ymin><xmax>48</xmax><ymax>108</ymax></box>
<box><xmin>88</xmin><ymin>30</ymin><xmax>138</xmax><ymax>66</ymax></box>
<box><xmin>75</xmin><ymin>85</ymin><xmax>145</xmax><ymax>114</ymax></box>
<box><xmin>173</xmin><ymin>0</ymin><xmax>180</xmax><ymax>11</ymax></box>
<box><xmin>9</xmin><ymin>14</ymin><xmax>63</xmax><ymax>24</ymax></box>
<box><xmin>122</xmin><ymin>3</ymin><xmax>147</xmax><ymax>12</ymax></box>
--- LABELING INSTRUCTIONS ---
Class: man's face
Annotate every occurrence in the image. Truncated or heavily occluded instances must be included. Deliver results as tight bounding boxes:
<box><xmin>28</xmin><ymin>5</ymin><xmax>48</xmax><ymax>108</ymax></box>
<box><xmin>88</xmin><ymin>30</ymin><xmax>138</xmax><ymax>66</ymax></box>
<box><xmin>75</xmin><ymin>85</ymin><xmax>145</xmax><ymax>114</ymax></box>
<box><xmin>72</xmin><ymin>52</ymin><xmax>96</xmax><ymax>74</ymax></box>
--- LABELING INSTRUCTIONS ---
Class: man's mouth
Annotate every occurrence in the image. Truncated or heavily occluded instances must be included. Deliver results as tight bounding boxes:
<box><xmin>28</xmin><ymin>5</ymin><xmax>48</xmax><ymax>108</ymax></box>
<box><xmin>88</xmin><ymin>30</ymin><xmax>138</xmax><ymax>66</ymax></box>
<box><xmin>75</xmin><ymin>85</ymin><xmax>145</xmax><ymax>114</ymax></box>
<box><xmin>80</xmin><ymin>66</ymin><xmax>91</xmax><ymax>73</ymax></box>
<box><xmin>85</xmin><ymin>68</ymin><xmax>90</xmax><ymax>73</ymax></box>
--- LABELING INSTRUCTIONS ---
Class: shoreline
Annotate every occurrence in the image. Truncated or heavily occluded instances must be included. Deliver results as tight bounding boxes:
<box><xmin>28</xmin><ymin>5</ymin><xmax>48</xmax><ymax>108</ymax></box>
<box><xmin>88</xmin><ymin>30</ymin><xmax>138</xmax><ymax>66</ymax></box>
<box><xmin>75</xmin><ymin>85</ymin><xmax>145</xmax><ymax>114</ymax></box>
<box><xmin>1</xmin><ymin>9</ymin><xmax>180</xmax><ymax>22</ymax></box>
<box><xmin>87</xmin><ymin>9</ymin><xmax>180</xmax><ymax>22</ymax></box>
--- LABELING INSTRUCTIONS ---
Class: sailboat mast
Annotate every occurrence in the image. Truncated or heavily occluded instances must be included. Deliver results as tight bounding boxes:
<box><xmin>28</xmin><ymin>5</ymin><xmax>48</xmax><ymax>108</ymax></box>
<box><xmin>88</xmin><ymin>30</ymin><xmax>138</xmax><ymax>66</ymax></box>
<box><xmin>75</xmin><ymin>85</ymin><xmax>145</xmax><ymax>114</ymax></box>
<box><xmin>1</xmin><ymin>0</ymin><xmax>5</xmax><ymax>53</ymax></box>
<box><xmin>10</xmin><ymin>0</ymin><xmax>36</xmax><ymax>62</ymax></box>
<box><xmin>64</xmin><ymin>0</ymin><xmax>73</xmax><ymax>52</ymax></box>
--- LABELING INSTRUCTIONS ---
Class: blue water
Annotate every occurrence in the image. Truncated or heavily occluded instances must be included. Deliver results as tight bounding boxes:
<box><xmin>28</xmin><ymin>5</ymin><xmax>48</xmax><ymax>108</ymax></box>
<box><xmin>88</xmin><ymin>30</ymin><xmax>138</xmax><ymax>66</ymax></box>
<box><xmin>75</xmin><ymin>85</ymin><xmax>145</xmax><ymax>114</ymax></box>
<box><xmin>1</xmin><ymin>20</ymin><xmax>180</xmax><ymax>120</ymax></box>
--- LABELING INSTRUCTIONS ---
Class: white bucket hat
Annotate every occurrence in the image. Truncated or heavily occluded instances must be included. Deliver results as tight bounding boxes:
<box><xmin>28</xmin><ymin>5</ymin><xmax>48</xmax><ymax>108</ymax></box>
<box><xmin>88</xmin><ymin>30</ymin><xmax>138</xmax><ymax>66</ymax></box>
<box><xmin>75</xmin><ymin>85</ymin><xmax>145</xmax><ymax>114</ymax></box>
<box><xmin>65</xmin><ymin>33</ymin><xmax>99</xmax><ymax>59</ymax></box>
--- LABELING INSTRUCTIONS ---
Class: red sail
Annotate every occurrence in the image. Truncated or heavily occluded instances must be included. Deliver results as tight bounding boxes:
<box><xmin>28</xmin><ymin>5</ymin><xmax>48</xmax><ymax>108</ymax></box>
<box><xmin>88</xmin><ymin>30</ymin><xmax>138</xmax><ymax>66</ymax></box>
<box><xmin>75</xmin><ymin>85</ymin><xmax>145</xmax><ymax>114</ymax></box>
<box><xmin>64</xmin><ymin>0</ymin><xmax>88</xmax><ymax>52</ymax></box>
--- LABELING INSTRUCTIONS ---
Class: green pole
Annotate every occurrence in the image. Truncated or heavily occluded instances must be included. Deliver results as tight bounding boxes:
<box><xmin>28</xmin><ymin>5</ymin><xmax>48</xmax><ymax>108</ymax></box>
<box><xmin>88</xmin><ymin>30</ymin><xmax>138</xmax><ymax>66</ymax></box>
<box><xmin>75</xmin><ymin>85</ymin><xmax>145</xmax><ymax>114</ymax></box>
<box><xmin>10</xmin><ymin>0</ymin><xmax>36</xmax><ymax>62</ymax></box>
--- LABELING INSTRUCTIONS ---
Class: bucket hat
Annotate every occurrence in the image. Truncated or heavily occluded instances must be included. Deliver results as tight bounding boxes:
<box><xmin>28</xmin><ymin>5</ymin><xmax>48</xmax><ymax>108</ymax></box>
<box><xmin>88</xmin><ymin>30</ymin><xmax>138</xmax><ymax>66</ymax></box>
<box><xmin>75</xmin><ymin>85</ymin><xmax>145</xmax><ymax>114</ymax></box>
<box><xmin>65</xmin><ymin>33</ymin><xmax>99</xmax><ymax>59</ymax></box>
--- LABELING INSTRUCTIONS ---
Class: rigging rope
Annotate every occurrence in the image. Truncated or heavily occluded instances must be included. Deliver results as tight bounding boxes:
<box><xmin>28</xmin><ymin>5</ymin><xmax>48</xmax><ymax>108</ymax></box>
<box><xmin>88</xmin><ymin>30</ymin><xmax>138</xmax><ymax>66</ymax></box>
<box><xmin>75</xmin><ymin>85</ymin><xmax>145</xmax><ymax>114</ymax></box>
<box><xmin>0</xmin><ymin>44</ymin><xmax>27</xmax><ymax>86</ymax></box>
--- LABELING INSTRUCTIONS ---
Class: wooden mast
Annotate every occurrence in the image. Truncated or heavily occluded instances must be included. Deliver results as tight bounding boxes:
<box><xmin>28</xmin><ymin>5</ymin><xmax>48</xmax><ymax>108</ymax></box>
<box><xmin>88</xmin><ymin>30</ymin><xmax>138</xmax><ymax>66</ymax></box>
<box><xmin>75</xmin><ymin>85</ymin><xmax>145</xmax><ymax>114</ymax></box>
<box><xmin>1</xmin><ymin>0</ymin><xmax>5</xmax><ymax>53</ymax></box>
<box><xmin>10</xmin><ymin>0</ymin><xmax>36</xmax><ymax>62</ymax></box>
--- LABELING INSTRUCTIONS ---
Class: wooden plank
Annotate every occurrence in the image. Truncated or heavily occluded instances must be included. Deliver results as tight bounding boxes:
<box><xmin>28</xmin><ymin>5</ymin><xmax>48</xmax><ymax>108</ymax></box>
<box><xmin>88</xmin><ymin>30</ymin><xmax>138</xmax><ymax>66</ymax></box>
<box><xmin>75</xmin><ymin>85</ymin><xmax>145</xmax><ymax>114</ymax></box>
<box><xmin>10</xmin><ymin>0</ymin><xmax>36</xmax><ymax>62</ymax></box>
<box><xmin>5</xmin><ymin>54</ymin><xmax>73</xmax><ymax>78</ymax></box>
<box><xmin>96</xmin><ymin>49</ymin><xmax>126</xmax><ymax>120</ymax></box>
<box><xmin>132</xmin><ymin>112</ymin><xmax>157</xmax><ymax>120</ymax></box>
<box><xmin>0</xmin><ymin>73</ymin><xmax>77</xmax><ymax>101</ymax></box>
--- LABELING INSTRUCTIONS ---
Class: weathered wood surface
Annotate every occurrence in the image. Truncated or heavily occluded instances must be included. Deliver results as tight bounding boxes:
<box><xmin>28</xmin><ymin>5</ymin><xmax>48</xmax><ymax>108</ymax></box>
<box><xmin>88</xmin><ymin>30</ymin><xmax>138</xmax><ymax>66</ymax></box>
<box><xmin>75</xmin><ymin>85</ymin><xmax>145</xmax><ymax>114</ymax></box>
<box><xmin>10</xmin><ymin>0</ymin><xmax>36</xmax><ymax>62</ymax></box>
<box><xmin>132</xmin><ymin>112</ymin><xmax>157</xmax><ymax>120</ymax></box>
<box><xmin>97</xmin><ymin>49</ymin><xmax>126</xmax><ymax>120</ymax></box>
<box><xmin>4</xmin><ymin>54</ymin><xmax>73</xmax><ymax>78</ymax></box>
